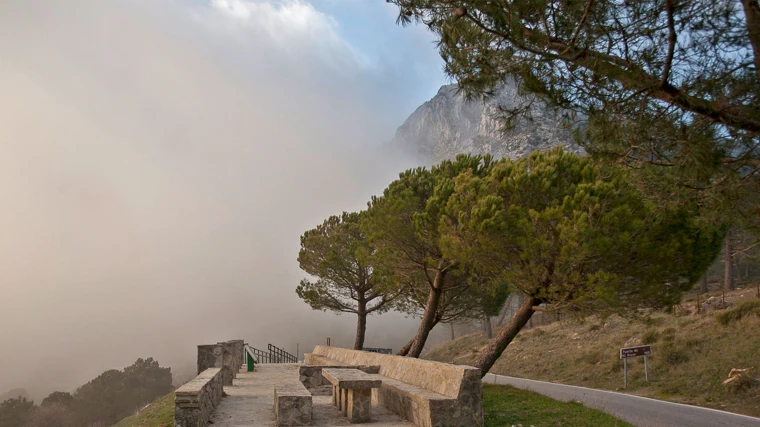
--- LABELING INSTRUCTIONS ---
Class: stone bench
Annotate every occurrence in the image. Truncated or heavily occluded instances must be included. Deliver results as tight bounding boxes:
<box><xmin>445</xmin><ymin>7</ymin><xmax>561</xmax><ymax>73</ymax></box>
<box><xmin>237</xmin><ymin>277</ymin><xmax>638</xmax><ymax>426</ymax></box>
<box><xmin>175</xmin><ymin>368</ymin><xmax>224</xmax><ymax>427</ymax></box>
<box><xmin>304</xmin><ymin>346</ymin><xmax>483</xmax><ymax>427</ymax></box>
<box><xmin>274</xmin><ymin>381</ymin><xmax>312</xmax><ymax>426</ymax></box>
<box><xmin>322</xmin><ymin>368</ymin><xmax>382</xmax><ymax>423</ymax></box>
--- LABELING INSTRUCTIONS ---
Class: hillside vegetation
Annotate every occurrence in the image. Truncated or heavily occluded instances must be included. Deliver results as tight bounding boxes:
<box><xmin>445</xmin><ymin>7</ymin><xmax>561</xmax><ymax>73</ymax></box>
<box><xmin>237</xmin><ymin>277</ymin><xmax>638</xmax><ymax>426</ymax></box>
<box><xmin>112</xmin><ymin>393</ymin><xmax>174</xmax><ymax>427</ymax></box>
<box><xmin>425</xmin><ymin>288</ymin><xmax>760</xmax><ymax>418</ymax></box>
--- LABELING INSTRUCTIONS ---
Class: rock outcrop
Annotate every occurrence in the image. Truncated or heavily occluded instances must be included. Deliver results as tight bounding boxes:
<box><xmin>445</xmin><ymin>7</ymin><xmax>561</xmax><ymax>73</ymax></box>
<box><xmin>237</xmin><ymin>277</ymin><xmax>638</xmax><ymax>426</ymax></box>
<box><xmin>391</xmin><ymin>81</ymin><xmax>583</xmax><ymax>164</ymax></box>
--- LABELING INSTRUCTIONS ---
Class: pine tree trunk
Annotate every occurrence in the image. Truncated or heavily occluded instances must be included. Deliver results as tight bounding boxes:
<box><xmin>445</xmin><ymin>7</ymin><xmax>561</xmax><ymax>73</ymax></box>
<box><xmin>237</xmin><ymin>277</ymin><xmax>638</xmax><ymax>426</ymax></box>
<box><xmin>450</xmin><ymin>323</ymin><xmax>455</xmax><ymax>340</ymax></box>
<box><xmin>725</xmin><ymin>235</ymin><xmax>734</xmax><ymax>291</ymax></box>
<box><xmin>407</xmin><ymin>272</ymin><xmax>445</xmax><ymax>358</ymax></box>
<box><xmin>483</xmin><ymin>315</ymin><xmax>493</xmax><ymax>339</ymax></box>
<box><xmin>700</xmin><ymin>273</ymin><xmax>709</xmax><ymax>294</ymax></box>
<box><xmin>474</xmin><ymin>296</ymin><xmax>538</xmax><ymax>377</ymax></box>
<box><xmin>396</xmin><ymin>337</ymin><xmax>415</xmax><ymax>356</ymax></box>
<box><xmin>354</xmin><ymin>297</ymin><xmax>367</xmax><ymax>350</ymax></box>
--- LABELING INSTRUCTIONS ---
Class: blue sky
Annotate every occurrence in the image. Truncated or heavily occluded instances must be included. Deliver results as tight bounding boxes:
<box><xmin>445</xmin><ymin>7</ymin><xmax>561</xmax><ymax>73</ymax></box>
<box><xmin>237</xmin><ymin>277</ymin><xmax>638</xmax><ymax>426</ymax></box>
<box><xmin>195</xmin><ymin>0</ymin><xmax>451</xmax><ymax>130</ymax></box>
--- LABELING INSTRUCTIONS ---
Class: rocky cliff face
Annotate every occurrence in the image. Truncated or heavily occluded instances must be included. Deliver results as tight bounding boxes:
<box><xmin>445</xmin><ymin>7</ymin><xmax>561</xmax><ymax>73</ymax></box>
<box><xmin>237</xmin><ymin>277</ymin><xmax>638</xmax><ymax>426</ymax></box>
<box><xmin>391</xmin><ymin>81</ymin><xmax>583</xmax><ymax>164</ymax></box>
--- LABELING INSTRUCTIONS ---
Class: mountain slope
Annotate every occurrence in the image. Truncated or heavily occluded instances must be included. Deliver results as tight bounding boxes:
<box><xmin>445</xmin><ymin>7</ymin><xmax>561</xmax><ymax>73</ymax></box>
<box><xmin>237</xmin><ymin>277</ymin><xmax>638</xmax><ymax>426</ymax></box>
<box><xmin>424</xmin><ymin>288</ymin><xmax>760</xmax><ymax>418</ymax></box>
<box><xmin>391</xmin><ymin>81</ymin><xmax>582</xmax><ymax>164</ymax></box>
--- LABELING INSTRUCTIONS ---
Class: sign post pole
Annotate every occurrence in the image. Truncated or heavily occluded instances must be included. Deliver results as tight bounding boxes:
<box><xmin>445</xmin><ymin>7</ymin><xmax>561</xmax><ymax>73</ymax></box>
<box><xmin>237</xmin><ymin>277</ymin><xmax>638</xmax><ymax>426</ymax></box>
<box><xmin>624</xmin><ymin>359</ymin><xmax>628</xmax><ymax>389</ymax></box>
<box><xmin>644</xmin><ymin>355</ymin><xmax>649</xmax><ymax>382</ymax></box>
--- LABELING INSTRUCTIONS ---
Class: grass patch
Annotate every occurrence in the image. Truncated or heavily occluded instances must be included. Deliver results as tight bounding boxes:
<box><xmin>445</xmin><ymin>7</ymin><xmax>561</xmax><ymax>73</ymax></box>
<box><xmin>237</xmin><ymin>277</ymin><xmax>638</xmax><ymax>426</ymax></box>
<box><xmin>112</xmin><ymin>392</ymin><xmax>174</xmax><ymax>427</ymax></box>
<box><xmin>716</xmin><ymin>301</ymin><xmax>760</xmax><ymax>326</ymax></box>
<box><xmin>483</xmin><ymin>384</ymin><xmax>633</xmax><ymax>426</ymax></box>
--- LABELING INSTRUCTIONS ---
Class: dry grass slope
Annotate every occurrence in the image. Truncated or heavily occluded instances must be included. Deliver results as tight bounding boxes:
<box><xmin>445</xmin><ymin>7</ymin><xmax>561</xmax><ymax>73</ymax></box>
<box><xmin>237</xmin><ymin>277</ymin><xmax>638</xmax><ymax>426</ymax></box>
<box><xmin>425</xmin><ymin>289</ymin><xmax>760</xmax><ymax>418</ymax></box>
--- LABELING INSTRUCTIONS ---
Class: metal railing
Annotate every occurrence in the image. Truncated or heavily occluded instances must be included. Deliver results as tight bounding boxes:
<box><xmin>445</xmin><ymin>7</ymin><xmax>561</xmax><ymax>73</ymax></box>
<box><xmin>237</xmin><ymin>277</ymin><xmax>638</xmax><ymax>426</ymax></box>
<box><xmin>244</xmin><ymin>343</ymin><xmax>297</xmax><ymax>364</ymax></box>
<box><xmin>268</xmin><ymin>343</ymin><xmax>297</xmax><ymax>363</ymax></box>
<box><xmin>245</xmin><ymin>344</ymin><xmax>272</xmax><ymax>363</ymax></box>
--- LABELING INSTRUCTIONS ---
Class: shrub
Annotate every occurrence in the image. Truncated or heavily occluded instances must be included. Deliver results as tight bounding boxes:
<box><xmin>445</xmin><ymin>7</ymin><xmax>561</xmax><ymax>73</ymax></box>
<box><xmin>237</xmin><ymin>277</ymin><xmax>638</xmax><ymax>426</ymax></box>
<box><xmin>716</xmin><ymin>301</ymin><xmax>760</xmax><ymax>326</ymax></box>
<box><xmin>660</xmin><ymin>342</ymin><xmax>689</xmax><ymax>365</ymax></box>
<box><xmin>661</xmin><ymin>328</ymin><xmax>677</xmax><ymax>342</ymax></box>
<box><xmin>641</xmin><ymin>329</ymin><xmax>660</xmax><ymax>344</ymax></box>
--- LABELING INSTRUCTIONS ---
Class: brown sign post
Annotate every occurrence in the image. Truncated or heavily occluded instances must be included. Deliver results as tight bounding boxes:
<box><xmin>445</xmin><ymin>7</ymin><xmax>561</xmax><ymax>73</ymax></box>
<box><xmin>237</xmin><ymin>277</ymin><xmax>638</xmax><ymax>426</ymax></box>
<box><xmin>619</xmin><ymin>345</ymin><xmax>652</xmax><ymax>389</ymax></box>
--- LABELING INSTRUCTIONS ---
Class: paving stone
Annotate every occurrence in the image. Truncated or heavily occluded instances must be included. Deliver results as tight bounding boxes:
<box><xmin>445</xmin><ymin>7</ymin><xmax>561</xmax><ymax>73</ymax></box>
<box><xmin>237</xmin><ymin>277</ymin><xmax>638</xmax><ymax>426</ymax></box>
<box><xmin>210</xmin><ymin>364</ymin><xmax>414</xmax><ymax>427</ymax></box>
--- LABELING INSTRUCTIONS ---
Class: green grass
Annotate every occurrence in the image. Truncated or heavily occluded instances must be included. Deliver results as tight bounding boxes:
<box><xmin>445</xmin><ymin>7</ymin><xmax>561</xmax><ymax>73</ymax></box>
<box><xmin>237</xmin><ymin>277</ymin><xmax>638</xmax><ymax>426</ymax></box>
<box><xmin>483</xmin><ymin>384</ymin><xmax>634</xmax><ymax>427</ymax></box>
<box><xmin>112</xmin><ymin>392</ymin><xmax>175</xmax><ymax>427</ymax></box>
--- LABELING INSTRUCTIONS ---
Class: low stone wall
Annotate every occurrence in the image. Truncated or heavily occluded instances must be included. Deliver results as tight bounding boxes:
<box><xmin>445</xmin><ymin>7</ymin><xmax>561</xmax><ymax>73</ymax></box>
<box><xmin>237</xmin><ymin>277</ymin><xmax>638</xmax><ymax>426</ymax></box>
<box><xmin>305</xmin><ymin>346</ymin><xmax>483</xmax><ymax>426</ymax></box>
<box><xmin>175</xmin><ymin>368</ymin><xmax>224</xmax><ymax>427</ymax></box>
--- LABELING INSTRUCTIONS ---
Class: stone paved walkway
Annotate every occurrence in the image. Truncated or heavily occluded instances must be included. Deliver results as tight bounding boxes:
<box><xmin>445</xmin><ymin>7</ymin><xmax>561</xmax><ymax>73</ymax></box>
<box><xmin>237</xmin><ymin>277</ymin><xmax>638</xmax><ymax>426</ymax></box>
<box><xmin>210</xmin><ymin>363</ymin><xmax>414</xmax><ymax>426</ymax></box>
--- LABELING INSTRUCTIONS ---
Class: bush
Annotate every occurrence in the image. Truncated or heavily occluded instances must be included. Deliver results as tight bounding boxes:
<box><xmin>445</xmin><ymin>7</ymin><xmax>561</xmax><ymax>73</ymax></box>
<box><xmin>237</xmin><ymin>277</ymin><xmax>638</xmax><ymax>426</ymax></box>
<box><xmin>716</xmin><ymin>301</ymin><xmax>760</xmax><ymax>326</ymax></box>
<box><xmin>660</xmin><ymin>342</ymin><xmax>689</xmax><ymax>365</ymax></box>
<box><xmin>725</xmin><ymin>375</ymin><xmax>760</xmax><ymax>395</ymax></box>
<box><xmin>641</xmin><ymin>329</ymin><xmax>660</xmax><ymax>344</ymax></box>
<box><xmin>661</xmin><ymin>328</ymin><xmax>676</xmax><ymax>342</ymax></box>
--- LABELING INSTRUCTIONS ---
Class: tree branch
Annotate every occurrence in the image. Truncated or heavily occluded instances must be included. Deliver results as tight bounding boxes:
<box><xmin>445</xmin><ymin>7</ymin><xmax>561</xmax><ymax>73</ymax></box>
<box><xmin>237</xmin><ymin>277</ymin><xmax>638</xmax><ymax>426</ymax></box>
<box><xmin>742</xmin><ymin>0</ymin><xmax>760</xmax><ymax>81</ymax></box>
<box><xmin>661</xmin><ymin>0</ymin><xmax>676</xmax><ymax>87</ymax></box>
<box><xmin>565</xmin><ymin>0</ymin><xmax>594</xmax><ymax>52</ymax></box>
<box><xmin>463</xmin><ymin>10</ymin><xmax>760</xmax><ymax>133</ymax></box>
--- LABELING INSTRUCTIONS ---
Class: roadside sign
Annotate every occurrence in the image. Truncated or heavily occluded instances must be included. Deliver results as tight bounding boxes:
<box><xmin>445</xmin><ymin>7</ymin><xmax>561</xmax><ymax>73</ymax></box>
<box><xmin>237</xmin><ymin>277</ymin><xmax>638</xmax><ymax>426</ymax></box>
<box><xmin>619</xmin><ymin>345</ymin><xmax>653</xmax><ymax>389</ymax></box>
<box><xmin>620</xmin><ymin>345</ymin><xmax>652</xmax><ymax>359</ymax></box>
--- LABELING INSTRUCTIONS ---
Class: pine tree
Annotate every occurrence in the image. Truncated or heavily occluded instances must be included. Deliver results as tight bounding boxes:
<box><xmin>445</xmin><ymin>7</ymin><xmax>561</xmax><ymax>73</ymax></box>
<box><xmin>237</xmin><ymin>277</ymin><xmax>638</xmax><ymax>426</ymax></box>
<box><xmin>442</xmin><ymin>148</ymin><xmax>723</xmax><ymax>376</ymax></box>
<box><xmin>297</xmin><ymin>211</ymin><xmax>398</xmax><ymax>350</ymax></box>
<box><xmin>363</xmin><ymin>154</ymin><xmax>496</xmax><ymax>357</ymax></box>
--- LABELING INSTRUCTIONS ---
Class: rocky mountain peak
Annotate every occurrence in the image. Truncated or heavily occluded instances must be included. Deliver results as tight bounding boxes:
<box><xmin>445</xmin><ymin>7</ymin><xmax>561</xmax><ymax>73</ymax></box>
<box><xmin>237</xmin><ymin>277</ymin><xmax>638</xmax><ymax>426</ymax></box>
<box><xmin>391</xmin><ymin>80</ymin><xmax>583</xmax><ymax>165</ymax></box>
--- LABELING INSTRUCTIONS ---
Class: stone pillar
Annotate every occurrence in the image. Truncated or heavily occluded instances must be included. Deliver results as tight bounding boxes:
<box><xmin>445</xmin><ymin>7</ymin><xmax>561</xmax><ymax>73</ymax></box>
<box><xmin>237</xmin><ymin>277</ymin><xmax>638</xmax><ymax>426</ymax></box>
<box><xmin>347</xmin><ymin>388</ymin><xmax>372</xmax><ymax>423</ymax></box>
<box><xmin>197</xmin><ymin>344</ymin><xmax>222</xmax><ymax>375</ymax></box>
<box><xmin>216</xmin><ymin>342</ymin><xmax>234</xmax><ymax>385</ymax></box>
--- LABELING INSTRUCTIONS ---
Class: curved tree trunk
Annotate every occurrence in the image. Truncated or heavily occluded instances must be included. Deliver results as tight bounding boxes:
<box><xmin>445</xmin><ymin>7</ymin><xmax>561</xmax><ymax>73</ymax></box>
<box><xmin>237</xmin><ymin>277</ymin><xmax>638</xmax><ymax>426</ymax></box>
<box><xmin>408</xmin><ymin>278</ymin><xmax>444</xmax><ymax>358</ymax></box>
<box><xmin>354</xmin><ymin>297</ymin><xmax>367</xmax><ymax>350</ymax></box>
<box><xmin>398</xmin><ymin>316</ymin><xmax>442</xmax><ymax>356</ymax></box>
<box><xmin>725</xmin><ymin>235</ymin><xmax>734</xmax><ymax>291</ymax></box>
<box><xmin>474</xmin><ymin>296</ymin><xmax>538</xmax><ymax>378</ymax></box>
<box><xmin>396</xmin><ymin>337</ymin><xmax>415</xmax><ymax>356</ymax></box>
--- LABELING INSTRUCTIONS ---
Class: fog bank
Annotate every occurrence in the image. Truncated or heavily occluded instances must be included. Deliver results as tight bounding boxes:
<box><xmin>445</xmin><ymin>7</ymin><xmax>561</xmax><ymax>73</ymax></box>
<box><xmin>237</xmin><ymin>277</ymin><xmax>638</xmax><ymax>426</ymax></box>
<box><xmin>0</xmin><ymin>0</ymin><xmax>448</xmax><ymax>400</ymax></box>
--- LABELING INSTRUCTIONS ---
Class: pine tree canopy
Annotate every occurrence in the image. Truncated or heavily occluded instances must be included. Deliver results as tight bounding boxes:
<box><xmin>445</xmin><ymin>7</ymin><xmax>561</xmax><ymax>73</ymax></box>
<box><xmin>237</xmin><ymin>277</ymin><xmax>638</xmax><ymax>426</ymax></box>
<box><xmin>297</xmin><ymin>211</ymin><xmax>397</xmax><ymax>316</ymax></box>
<box><xmin>442</xmin><ymin>148</ymin><xmax>724</xmax><ymax>315</ymax></box>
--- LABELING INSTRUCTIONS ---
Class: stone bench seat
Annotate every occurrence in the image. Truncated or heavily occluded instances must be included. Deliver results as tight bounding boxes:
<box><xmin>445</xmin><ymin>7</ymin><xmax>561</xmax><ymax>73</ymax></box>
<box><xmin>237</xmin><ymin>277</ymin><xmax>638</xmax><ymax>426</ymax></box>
<box><xmin>305</xmin><ymin>347</ymin><xmax>483</xmax><ymax>426</ymax></box>
<box><xmin>323</xmin><ymin>368</ymin><xmax>382</xmax><ymax>424</ymax></box>
<box><xmin>274</xmin><ymin>381</ymin><xmax>312</xmax><ymax>426</ymax></box>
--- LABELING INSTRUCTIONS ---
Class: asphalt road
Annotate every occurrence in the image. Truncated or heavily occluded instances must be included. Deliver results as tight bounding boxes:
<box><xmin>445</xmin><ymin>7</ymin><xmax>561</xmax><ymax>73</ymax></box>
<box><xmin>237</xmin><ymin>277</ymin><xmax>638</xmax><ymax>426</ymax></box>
<box><xmin>483</xmin><ymin>373</ymin><xmax>760</xmax><ymax>427</ymax></box>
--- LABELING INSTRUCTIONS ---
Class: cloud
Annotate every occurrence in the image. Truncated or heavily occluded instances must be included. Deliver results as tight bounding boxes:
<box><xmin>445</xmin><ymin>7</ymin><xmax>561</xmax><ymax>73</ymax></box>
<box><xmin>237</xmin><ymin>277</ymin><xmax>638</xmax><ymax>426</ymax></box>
<box><xmin>200</xmin><ymin>0</ymin><xmax>370</xmax><ymax>70</ymax></box>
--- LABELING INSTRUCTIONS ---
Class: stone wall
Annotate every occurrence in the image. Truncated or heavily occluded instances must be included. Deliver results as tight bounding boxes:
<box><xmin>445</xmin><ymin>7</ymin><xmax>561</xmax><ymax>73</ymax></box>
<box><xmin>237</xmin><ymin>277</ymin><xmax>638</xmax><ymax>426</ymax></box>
<box><xmin>305</xmin><ymin>346</ymin><xmax>483</xmax><ymax>426</ymax></box>
<box><xmin>175</xmin><ymin>367</ymin><xmax>224</xmax><ymax>427</ymax></box>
